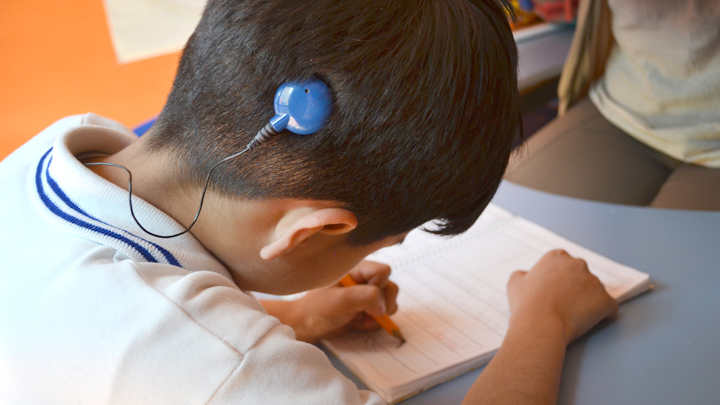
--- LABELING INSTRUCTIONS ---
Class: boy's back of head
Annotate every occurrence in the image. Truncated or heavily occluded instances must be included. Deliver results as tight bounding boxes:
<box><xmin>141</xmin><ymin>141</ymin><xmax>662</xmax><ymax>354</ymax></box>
<box><xmin>149</xmin><ymin>0</ymin><xmax>520</xmax><ymax>244</ymax></box>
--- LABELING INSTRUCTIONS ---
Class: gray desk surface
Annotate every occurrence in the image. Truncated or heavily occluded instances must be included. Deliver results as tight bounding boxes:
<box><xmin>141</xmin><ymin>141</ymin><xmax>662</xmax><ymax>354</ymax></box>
<box><xmin>331</xmin><ymin>181</ymin><xmax>720</xmax><ymax>405</ymax></box>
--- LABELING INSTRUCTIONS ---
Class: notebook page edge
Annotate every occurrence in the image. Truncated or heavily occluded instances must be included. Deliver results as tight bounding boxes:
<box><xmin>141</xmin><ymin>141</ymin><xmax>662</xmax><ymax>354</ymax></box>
<box><xmin>387</xmin><ymin>350</ymin><xmax>498</xmax><ymax>403</ymax></box>
<box><xmin>321</xmin><ymin>339</ymin><xmax>393</xmax><ymax>402</ymax></box>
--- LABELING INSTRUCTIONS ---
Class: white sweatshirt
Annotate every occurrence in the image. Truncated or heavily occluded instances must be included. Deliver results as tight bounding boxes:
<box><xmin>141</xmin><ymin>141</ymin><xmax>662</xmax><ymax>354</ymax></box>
<box><xmin>0</xmin><ymin>114</ymin><xmax>382</xmax><ymax>405</ymax></box>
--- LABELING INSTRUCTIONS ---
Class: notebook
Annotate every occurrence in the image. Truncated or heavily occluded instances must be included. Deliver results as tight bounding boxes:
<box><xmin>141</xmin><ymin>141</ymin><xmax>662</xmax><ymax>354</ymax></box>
<box><xmin>322</xmin><ymin>204</ymin><xmax>651</xmax><ymax>404</ymax></box>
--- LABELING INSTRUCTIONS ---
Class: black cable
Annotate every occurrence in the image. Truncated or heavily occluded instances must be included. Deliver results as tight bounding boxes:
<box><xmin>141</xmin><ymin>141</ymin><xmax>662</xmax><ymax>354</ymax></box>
<box><xmin>85</xmin><ymin>122</ymin><xmax>279</xmax><ymax>239</ymax></box>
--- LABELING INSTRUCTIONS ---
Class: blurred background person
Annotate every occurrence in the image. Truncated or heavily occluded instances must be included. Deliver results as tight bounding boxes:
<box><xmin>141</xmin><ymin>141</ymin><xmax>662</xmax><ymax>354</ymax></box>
<box><xmin>506</xmin><ymin>0</ymin><xmax>720</xmax><ymax>210</ymax></box>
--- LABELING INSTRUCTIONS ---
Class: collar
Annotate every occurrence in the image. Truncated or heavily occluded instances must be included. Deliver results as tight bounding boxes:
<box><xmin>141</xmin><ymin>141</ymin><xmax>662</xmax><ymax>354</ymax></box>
<box><xmin>32</xmin><ymin>114</ymin><xmax>232</xmax><ymax>279</ymax></box>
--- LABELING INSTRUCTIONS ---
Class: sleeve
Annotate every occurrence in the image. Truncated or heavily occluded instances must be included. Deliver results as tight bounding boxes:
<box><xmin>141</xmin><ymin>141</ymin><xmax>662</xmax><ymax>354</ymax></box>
<box><xmin>208</xmin><ymin>323</ymin><xmax>385</xmax><ymax>405</ymax></box>
<box><xmin>557</xmin><ymin>0</ymin><xmax>614</xmax><ymax>115</ymax></box>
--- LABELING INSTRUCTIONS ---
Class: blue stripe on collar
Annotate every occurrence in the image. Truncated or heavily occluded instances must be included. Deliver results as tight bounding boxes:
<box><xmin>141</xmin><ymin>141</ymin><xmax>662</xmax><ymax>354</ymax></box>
<box><xmin>35</xmin><ymin>148</ymin><xmax>168</xmax><ymax>265</ymax></box>
<box><xmin>43</xmin><ymin>153</ymin><xmax>181</xmax><ymax>266</ymax></box>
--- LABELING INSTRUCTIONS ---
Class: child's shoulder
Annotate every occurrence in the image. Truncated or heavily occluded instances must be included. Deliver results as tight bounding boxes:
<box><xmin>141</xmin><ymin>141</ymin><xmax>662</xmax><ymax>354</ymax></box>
<box><xmin>1</xmin><ymin>113</ymin><xmax>129</xmax><ymax>168</ymax></box>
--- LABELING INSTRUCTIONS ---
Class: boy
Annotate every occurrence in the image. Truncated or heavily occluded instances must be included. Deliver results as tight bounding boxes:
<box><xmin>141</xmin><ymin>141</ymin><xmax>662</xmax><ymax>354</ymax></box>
<box><xmin>0</xmin><ymin>1</ymin><xmax>617</xmax><ymax>404</ymax></box>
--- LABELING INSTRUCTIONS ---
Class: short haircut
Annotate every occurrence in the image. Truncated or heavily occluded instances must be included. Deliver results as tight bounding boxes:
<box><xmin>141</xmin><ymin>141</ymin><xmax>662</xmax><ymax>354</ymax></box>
<box><xmin>150</xmin><ymin>0</ymin><xmax>521</xmax><ymax>244</ymax></box>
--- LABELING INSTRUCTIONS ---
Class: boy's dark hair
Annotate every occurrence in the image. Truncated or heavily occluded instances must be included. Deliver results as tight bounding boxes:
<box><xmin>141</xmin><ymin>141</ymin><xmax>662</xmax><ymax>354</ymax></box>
<box><xmin>150</xmin><ymin>0</ymin><xmax>520</xmax><ymax>244</ymax></box>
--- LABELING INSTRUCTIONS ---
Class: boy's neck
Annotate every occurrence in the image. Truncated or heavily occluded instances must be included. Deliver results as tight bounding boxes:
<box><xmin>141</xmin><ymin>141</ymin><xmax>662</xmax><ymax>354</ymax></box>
<box><xmin>86</xmin><ymin>135</ymin><xmax>271</xmax><ymax>288</ymax></box>
<box><xmin>87</xmin><ymin>136</ymin><xmax>194</xmax><ymax>225</ymax></box>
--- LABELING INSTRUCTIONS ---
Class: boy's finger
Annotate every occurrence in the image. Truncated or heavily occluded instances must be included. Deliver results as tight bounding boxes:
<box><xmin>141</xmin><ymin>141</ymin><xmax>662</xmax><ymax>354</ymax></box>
<box><xmin>606</xmin><ymin>297</ymin><xmax>619</xmax><ymax>319</ymax></box>
<box><xmin>350</xmin><ymin>260</ymin><xmax>392</xmax><ymax>287</ymax></box>
<box><xmin>350</xmin><ymin>313</ymin><xmax>381</xmax><ymax>331</ymax></box>
<box><xmin>506</xmin><ymin>270</ymin><xmax>527</xmax><ymax>291</ymax></box>
<box><xmin>341</xmin><ymin>284</ymin><xmax>386</xmax><ymax>317</ymax></box>
<box><xmin>384</xmin><ymin>281</ymin><xmax>399</xmax><ymax>315</ymax></box>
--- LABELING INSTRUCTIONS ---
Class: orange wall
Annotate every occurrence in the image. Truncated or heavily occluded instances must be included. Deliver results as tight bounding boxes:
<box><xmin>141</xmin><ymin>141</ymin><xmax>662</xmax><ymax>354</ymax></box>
<box><xmin>0</xmin><ymin>0</ymin><xmax>181</xmax><ymax>159</ymax></box>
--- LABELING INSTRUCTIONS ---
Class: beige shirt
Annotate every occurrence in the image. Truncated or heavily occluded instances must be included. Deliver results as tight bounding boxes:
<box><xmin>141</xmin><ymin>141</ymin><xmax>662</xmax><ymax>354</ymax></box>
<box><xmin>589</xmin><ymin>0</ymin><xmax>720</xmax><ymax>167</ymax></box>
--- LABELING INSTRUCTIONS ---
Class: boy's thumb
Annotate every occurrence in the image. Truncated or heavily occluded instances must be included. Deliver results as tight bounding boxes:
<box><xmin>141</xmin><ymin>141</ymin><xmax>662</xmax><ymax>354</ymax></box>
<box><xmin>342</xmin><ymin>285</ymin><xmax>386</xmax><ymax>317</ymax></box>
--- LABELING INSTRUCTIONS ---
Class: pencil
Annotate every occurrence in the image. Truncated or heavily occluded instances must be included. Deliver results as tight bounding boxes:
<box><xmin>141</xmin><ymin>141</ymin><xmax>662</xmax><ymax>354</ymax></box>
<box><xmin>339</xmin><ymin>274</ymin><xmax>406</xmax><ymax>344</ymax></box>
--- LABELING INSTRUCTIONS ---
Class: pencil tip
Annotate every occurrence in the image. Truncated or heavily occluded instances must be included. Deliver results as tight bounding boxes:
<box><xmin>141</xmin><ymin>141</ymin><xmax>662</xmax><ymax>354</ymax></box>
<box><xmin>393</xmin><ymin>330</ymin><xmax>406</xmax><ymax>345</ymax></box>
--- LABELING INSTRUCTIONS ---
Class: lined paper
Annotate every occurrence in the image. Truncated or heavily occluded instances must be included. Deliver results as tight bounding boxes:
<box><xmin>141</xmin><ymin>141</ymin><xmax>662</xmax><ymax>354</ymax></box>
<box><xmin>323</xmin><ymin>204</ymin><xmax>650</xmax><ymax>403</ymax></box>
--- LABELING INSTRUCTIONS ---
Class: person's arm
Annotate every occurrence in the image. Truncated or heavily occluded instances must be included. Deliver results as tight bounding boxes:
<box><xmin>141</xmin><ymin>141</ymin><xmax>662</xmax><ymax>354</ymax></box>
<box><xmin>464</xmin><ymin>310</ymin><xmax>566</xmax><ymax>404</ymax></box>
<box><xmin>261</xmin><ymin>260</ymin><xmax>399</xmax><ymax>343</ymax></box>
<box><xmin>463</xmin><ymin>249</ymin><xmax>618</xmax><ymax>405</ymax></box>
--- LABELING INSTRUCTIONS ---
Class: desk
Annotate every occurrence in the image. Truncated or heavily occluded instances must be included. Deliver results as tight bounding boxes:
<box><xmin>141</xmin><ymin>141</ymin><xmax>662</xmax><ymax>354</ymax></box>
<box><xmin>331</xmin><ymin>181</ymin><xmax>720</xmax><ymax>404</ymax></box>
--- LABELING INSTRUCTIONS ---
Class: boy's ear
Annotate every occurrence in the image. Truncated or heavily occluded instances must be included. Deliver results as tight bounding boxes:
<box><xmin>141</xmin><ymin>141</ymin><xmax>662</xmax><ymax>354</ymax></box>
<box><xmin>259</xmin><ymin>208</ymin><xmax>357</xmax><ymax>260</ymax></box>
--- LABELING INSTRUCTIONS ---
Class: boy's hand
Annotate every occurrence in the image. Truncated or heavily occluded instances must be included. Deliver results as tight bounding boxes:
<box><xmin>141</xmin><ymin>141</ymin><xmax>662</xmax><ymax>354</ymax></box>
<box><xmin>465</xmin><ymin>250</ymin><xmax>617</xmax><ymax>405</ymax></box>
<box><xmin>262</xmin><ymin>260</ymin><xmax>399</xmax><ymax>343</ymax></box>
<box><xmin>507</xmin><ymin>249</ymin><xmax>618</xmax><ymax>344</ymax></box>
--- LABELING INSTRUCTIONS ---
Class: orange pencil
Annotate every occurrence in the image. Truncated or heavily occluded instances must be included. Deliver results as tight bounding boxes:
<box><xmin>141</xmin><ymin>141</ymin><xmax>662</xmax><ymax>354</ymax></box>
<box><xmin>339</xmin><ymin>274</ymin><xmax>406</xmax><ymax>344</ymax></box>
